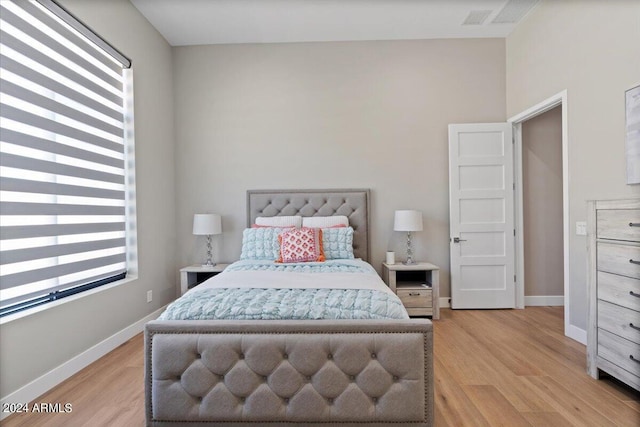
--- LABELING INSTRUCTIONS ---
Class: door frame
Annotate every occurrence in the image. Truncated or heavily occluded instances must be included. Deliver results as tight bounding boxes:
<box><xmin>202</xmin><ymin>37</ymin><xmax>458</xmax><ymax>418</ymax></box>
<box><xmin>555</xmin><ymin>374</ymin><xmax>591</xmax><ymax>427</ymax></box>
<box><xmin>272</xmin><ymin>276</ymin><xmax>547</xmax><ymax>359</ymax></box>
<box><xmin>508</xmin><ymin>90</ymin><xmax>580</xmax><ymax>343</ymax></box>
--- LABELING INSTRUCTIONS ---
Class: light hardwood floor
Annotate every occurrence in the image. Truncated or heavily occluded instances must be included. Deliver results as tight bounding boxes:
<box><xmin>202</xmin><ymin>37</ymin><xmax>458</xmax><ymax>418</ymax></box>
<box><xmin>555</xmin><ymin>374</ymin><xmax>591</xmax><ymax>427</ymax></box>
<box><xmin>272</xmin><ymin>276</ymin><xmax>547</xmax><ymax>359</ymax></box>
<box><xmin>4</xmin><ymin>307</ymin><xmax>639</xmax><ymax>426</ymax></box>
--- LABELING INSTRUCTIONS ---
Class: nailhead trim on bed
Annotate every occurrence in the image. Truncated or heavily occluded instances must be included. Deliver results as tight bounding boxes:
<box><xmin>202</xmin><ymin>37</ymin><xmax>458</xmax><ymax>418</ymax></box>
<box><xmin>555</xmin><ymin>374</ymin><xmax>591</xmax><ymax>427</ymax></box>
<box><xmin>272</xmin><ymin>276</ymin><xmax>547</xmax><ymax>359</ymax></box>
<box><xmin>145</xmin><ymin>322</ymin><xmax>433</xmax><ymax>426</ymax></box>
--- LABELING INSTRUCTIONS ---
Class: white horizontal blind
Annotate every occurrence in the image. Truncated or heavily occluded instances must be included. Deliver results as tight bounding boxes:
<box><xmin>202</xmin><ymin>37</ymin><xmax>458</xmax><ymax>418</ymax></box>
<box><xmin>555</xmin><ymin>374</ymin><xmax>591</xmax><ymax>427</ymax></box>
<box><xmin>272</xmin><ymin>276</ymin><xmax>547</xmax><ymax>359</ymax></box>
<box><xmin>0</xmin><ymin>0</ymin><xmax>131</xmax><ymax>316</ymax></box>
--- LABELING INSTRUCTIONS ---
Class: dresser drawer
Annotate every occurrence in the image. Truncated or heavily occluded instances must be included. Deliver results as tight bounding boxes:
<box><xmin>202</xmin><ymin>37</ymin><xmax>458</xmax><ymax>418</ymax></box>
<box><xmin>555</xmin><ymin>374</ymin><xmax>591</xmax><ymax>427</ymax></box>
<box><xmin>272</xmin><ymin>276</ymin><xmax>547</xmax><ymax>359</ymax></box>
<box><xmin>598</xmin><ymin>300</ymin><xmax>640</xmax><ymax>344</ymax></box>
<box><xmin>597</xmin><ymin>209</ymin><xmax>640</xmax><ymax>241</ymax></box>
<box><xmin>597</xmin><ymin>242</ymin><xmax>640</xmax><ymax>279</ymax></box>
<box><xmin>397</xmin><ymin>288</ymin><xmax>432</xmax><ymax>308</ymax></box>
<box><xmin>598</xmin><ymin>328</ymin><xmax>640</xmax><ymax>378</ymax></box>
<box><xmin>598</xmin><ymin>271</ymin><xmax>640</xmax><ymax>311</ymax></box>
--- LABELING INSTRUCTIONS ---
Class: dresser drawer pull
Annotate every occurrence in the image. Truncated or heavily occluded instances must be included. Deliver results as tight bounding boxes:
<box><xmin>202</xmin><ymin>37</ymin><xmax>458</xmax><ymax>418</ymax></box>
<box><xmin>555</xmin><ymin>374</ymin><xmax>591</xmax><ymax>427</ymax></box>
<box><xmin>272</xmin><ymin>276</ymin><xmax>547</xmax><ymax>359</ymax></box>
<box><xmin>631</xmin><ymin>355</ymin><xmax>640</xmax><ymax>364</ymax></box>
<box><xmin>630</xmin><ymin>222</ymin><xmax>640</xmax><ymax>227</ymax></box>
<box><xmin>630</xmin><ymin>323</ymin><xmax>640</xmax><ymax>331</ymax></box>
<box><xmin>408</xmin><ymin>292</ymin><xmax>421</xmax><ymax>296</ymax></box>
<box><xmin>631</xmin><ymin>291</ymin><xmax>640</xmax><ymax>298</ymax></box>
<box><xmin>630</xmin><ymin>259</ymin><xmax>640</xmax><ymax>265</ymax></box>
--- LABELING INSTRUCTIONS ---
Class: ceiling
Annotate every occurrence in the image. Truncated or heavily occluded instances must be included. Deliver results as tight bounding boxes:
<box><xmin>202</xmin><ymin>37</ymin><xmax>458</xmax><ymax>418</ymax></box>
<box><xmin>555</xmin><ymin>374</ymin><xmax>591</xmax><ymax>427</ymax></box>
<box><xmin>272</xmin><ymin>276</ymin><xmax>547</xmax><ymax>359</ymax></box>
<box><xmin>130</xmin><ymin>0</ymin><xmax>539</xmax><ymax>46</ymax></box>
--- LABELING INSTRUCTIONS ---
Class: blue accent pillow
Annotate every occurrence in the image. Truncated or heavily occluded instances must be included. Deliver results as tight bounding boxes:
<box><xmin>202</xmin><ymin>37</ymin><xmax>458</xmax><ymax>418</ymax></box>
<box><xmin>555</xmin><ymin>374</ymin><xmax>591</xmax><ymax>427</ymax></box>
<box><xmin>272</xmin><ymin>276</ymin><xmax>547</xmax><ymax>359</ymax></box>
<box><xmin>240</xmin><ymin>228</ymin><xmax>285</xmax><ymax>260</ymax></box>
<box><xmin>322</xmin><ymin>227</ymin><xmax>354</xmax><ymax>260</ymax></box>
<box><xmin>240</xmin><ymin>226</ymin><xmax>355</xmax><ymax>261</ymax></box>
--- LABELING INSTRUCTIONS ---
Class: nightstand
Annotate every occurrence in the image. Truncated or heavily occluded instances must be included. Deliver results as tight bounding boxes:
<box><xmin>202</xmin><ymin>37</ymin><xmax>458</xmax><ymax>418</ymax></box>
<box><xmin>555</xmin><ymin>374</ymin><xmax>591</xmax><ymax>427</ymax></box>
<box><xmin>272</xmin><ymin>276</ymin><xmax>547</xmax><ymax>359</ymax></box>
<box><xmin>180</xmin><ymin>264</ymin><xmax>229</xmax><ymax>295</ymax></box>
<box><xmin>382</xmin><ymin>262</ymin><xmax>440</xmax><ymax>319</ymax></box>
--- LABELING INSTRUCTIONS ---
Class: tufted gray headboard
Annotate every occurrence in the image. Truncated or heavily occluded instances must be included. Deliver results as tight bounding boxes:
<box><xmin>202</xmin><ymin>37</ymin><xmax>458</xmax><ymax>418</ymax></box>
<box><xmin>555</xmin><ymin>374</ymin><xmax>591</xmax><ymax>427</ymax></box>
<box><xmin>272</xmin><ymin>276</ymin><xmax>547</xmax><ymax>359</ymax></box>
<box><xmin>247</xmin><ymin>189</ymin><xmax>370</xmax><ymax>262</ymax></box>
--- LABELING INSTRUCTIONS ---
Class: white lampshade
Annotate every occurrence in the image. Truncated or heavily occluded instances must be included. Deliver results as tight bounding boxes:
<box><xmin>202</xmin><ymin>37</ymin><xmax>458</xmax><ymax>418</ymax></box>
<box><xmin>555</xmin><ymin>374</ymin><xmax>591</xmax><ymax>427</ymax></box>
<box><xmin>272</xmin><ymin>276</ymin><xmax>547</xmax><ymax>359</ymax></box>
<box><xmin>193</xmin><ymin>214</ymin><xmax>222</xmax><ymax>235</ymax></box>
<box><xmin>394</xmin><ymin>210</ymin><xmax>423</xmax><ymax>232</ymax></box>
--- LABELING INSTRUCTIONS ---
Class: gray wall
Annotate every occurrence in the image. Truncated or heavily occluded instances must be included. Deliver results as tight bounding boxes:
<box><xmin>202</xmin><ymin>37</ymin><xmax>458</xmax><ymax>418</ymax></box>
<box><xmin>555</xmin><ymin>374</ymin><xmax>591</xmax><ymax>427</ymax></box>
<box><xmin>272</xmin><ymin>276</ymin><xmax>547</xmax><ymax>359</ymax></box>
<box><xmin>0</xmin><ymin>0</ymin><xmax>177</xmax><ymax>398</ymax></box>
<box><xmin>173</xmin><ymin>38</ymin><xmax>507</xmax><ymax>299</ymax></box>
<box><xmin>507</xmin><ymin>0</ymin><xmax>640</xmax><ymax>330</ymax></box>
<box><xmin>522</xmin><ymin>106</ymin><xmax>564</xmax><ymax>297</ymax></box>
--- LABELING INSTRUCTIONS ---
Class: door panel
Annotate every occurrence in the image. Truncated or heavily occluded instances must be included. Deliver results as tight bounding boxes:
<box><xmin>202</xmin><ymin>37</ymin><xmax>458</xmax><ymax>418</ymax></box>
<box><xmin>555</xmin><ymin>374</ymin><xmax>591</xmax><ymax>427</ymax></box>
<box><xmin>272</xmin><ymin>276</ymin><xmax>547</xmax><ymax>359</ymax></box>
<box><xmin>460</xmin><ymin>231</ymin><xmax>506</xmax><ymax>257</ymax></box>
<box><xmin>449</xmin><ymin>123</ymin><xmax>515</xmax><ymax>309</ymax></box>
<box><xmin>459</xmin><ymin>165</ymin><xmax>505</xmax><ymax>190</ymax></box>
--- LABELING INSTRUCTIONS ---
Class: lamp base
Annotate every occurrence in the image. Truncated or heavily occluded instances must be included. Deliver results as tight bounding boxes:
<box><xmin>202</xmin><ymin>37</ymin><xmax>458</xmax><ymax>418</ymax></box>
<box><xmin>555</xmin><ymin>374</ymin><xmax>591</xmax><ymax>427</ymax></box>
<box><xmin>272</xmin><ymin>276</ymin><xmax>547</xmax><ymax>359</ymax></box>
<box><xmin>403</xmin><ymin>232</ymin><xmax>416</xmax><ymax>265</ymax></box>
<box><xmin>203</xmin><ymin>235</ymin><xmax>215</xmax><ymax>267</ymax></box>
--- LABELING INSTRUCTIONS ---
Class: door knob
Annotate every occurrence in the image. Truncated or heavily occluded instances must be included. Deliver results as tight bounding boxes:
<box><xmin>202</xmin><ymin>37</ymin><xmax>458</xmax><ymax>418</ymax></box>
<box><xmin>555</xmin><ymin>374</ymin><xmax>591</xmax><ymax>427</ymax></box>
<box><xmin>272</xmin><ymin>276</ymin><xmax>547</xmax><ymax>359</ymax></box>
<box><xmin>453</xmin><ymin>237</ymin><xmax>467</xmax><ymax>243</ymax></box>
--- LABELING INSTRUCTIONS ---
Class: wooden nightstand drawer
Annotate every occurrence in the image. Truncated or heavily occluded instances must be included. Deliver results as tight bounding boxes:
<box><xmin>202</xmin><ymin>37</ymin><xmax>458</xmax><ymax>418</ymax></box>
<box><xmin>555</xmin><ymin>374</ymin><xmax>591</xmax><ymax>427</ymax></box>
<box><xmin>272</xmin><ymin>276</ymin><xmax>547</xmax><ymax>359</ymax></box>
<box><xmin>397</xmin><ymin>288</ymin><xmax>432</xmax><ymax>308</ymax></box>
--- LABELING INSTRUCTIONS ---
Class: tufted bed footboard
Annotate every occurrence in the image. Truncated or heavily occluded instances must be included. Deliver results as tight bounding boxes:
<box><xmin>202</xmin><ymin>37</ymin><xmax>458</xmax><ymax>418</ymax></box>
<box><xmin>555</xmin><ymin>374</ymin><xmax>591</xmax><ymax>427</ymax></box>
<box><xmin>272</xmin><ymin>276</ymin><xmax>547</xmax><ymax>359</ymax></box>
<box><xmin>145</xmin><ymin>319</ymin><xmax>433</xmax><ymax>427</ymax></box>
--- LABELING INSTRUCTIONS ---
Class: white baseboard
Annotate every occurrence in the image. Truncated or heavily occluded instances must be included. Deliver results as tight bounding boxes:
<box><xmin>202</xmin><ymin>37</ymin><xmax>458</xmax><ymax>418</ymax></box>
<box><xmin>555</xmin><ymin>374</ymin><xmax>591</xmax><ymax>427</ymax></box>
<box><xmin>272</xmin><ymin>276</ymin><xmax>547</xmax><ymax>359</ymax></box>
<box><xmin>524</xmin><ymin>295</ymin><xmax>565</xmax><ymax>306</ymax></box>
<box><xmin>566</xmin><ymin>324</ymin><xmax>587</xmax><ymax>345</ymax></box>
<box><xmin>441</xmin><ymin>296</ymin><xmax>564</xmax><ymax>308</ymax></box>
<box><xmin>0</xmin><ymin>306</ymin><xmax>166</xmax><ymax>421</ymax></box>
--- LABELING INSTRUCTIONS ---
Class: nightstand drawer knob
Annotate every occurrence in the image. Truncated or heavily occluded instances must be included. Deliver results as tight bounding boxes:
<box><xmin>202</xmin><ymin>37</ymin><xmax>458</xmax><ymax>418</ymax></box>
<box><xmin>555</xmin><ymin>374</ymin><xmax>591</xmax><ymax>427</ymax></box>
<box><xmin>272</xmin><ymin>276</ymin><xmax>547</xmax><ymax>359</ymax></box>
<box><xmin>409</xmin><ymin>292</ymin><xmax>421</xmax><ymax>296</ymax></box>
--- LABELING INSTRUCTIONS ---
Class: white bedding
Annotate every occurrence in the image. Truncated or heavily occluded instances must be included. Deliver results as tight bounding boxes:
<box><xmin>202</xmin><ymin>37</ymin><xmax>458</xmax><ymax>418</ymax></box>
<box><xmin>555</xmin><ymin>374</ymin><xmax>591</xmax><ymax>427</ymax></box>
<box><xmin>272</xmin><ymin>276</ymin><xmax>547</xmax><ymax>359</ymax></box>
<box><xmin>194</xmin><ymin>259</ymin><xmax>396</xmax><ymax>297</ymax></box>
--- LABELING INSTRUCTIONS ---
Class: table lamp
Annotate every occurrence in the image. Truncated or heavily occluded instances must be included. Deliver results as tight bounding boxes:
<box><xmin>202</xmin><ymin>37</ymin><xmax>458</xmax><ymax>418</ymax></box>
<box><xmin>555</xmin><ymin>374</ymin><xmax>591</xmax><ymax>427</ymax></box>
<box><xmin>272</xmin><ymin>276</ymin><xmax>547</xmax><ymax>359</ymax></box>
<box><xmin>193</xmin><ymin>214</ymin><xmax>222</xmax><ymax>267</ymax></box>
<box><xmin>394</xmin><ymin>210</ymin><xmax>423</xmax><ymax>265</ymax></box>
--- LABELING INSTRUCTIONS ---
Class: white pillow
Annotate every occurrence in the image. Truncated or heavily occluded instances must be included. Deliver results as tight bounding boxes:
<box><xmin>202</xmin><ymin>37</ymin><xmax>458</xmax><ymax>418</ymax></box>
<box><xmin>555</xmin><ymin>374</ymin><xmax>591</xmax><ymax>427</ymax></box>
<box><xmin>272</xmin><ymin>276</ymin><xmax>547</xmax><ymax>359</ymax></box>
<box><xmin>255</xmin><ymin>215</ymin><xmax>302</xmax><ymax>228</ymax></box>
<box><xmin>302</xmin><ymin>215</ymin><xmax>349</xmax><ymax>228</ymax></box>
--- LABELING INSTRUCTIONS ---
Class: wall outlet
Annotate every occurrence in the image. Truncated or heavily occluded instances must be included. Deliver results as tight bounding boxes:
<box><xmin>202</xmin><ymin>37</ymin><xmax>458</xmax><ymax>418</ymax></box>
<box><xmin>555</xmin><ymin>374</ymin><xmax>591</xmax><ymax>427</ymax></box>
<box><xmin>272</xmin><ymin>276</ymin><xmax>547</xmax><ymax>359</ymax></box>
<box><xmin>576</xmin><ymin>221</ymin><xmax>587</xmax><ymax>236</ymax></box>
<box><xmin>147</xmin><ymin>290</ymin><xmax>153</xmax><ymax>303</ymax></box>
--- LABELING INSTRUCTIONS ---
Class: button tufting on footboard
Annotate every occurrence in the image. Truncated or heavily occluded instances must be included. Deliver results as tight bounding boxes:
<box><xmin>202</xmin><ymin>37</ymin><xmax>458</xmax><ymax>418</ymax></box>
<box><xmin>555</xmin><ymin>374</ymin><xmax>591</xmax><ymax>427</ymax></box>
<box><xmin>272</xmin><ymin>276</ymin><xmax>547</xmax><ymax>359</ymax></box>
<box><xmin>149</xmin><ymin>325</ymin><xmax>431</xmax><ymax>424</ymax></box>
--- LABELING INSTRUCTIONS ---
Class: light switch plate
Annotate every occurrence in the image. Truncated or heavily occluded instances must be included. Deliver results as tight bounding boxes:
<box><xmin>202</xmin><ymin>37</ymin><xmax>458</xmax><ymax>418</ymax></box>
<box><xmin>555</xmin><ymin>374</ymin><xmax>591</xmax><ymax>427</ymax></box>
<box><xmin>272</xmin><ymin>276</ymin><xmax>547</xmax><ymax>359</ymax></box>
<box><xmin>576</xmin><ymin>221</ymin><xmax>587</xmax><ymax>236</ymax></box>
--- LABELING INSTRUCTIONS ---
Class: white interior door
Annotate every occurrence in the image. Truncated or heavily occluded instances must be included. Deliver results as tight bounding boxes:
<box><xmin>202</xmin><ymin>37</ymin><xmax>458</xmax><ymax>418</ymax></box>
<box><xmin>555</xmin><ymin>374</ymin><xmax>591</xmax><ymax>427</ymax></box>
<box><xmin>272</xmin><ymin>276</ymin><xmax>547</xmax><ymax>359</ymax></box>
<box><xmin>449</xmin><ymin>123</ymin><xmax>515</xmax><ymax>309</ymax></box>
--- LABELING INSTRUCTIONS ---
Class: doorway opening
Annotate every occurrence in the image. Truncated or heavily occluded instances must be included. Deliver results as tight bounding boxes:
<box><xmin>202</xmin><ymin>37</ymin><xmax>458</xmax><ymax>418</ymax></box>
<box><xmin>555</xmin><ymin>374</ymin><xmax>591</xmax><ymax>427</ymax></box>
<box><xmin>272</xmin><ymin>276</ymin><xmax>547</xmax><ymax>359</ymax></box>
<box><xmin>521</xmin><ymin>106</ymin><xmax>564</xmax><ymax>306</ymax></box>
<box><xmin>509</xmin><ymin>90</ymin><xmax>582</xmax><ymax>344</ymax></box>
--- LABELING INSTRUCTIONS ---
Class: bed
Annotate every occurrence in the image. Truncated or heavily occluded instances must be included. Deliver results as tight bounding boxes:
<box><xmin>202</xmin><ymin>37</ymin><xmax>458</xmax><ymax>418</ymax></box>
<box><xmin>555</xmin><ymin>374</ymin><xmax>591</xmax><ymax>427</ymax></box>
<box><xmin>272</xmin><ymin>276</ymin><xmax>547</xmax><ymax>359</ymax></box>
<box><xmin>145</xmin><ymin>189</ymin><xmax>433</xmax><ymax>426</ymax></box>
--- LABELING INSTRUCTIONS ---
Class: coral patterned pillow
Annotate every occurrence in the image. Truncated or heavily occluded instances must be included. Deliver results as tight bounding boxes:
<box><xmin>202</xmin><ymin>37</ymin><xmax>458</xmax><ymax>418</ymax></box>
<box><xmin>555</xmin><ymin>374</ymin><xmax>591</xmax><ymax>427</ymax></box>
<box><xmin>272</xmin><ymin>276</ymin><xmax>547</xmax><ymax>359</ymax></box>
<box><xmin>277</xmin><ymin>227</ymin><xmax>325</xmax><ymax>263</ymax></box>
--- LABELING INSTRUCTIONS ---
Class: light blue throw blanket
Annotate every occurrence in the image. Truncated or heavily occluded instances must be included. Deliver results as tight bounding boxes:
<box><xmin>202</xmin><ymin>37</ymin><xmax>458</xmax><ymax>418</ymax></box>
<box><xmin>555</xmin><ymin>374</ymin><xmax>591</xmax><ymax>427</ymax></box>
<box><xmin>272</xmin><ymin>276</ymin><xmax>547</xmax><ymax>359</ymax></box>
<box><xmin>160</xmin><ymin>260</ymin><xmax>408</xmax><ymax>320</ymax></box>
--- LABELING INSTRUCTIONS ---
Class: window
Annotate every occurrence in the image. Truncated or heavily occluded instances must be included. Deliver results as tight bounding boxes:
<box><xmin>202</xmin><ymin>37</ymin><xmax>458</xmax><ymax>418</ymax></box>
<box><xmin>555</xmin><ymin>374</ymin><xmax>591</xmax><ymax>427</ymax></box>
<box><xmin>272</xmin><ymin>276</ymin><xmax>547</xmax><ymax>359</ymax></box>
<box><xmin>0</xmin><ymin>0</ymin><xmax>133</xmax><ymax>317</ymax></box>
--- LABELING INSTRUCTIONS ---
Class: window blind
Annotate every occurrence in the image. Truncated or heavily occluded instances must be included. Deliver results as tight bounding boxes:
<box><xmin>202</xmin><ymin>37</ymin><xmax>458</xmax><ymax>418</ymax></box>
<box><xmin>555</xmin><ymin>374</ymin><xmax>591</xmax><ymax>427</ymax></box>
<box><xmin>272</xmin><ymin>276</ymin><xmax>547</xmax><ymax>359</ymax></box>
<box><xmin>0</xmin><ymin>0</ymin><xmax>132</xmax><ymax>317</ymax></box>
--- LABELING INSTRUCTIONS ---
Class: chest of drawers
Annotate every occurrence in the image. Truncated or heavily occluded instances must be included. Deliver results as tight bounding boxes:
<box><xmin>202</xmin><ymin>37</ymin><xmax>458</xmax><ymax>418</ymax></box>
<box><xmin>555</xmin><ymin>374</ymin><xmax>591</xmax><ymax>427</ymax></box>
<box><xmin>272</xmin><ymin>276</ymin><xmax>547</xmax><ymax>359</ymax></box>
<box><xmin>587</xmin><ymin>199</ymin><xmax>640</xmax><ymax>391</ymax></box>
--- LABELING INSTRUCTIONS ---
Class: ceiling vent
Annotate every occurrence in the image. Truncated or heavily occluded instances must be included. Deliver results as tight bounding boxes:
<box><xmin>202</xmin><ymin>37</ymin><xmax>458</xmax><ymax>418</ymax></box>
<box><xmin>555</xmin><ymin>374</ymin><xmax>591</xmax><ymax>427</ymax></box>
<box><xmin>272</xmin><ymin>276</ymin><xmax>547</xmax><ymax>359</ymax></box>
<box><xmin>462</xmin><ymin>10</ymin><xmax>492</xmax><ymax>26</ymax></box>
<box><xmin>492</xmin><ymin>0</ymin><xmax>539</xmax><ymax>24</ymax></box>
